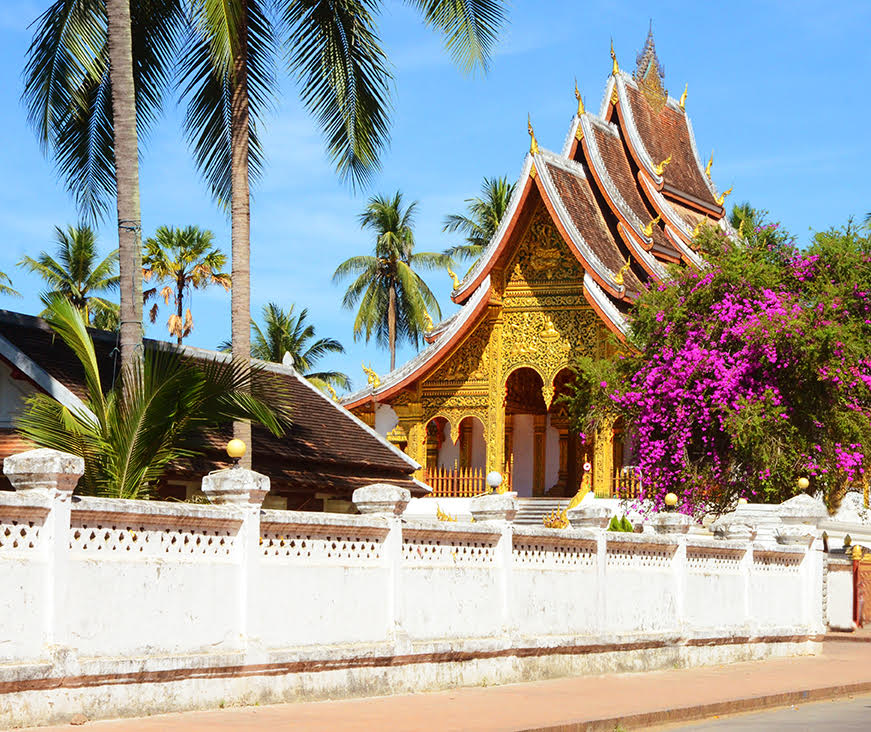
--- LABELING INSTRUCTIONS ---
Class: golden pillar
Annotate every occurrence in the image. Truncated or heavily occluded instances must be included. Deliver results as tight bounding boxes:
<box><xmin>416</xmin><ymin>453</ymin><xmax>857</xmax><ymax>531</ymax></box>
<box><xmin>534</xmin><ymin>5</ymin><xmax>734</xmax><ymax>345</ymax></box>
<box><xmin>533</xmin><ymin>414</ymin><xmax>547</xmax><ymax>496</ymax></box>
<box><xmin>485</xmin><ymin>314</ymin><xmax>505</xmax><ymax>477</ymax></box>
<box><xmin>592</xmin><ymin>417</ymin><xmax>615</xmax><ymax>497</ymax></box>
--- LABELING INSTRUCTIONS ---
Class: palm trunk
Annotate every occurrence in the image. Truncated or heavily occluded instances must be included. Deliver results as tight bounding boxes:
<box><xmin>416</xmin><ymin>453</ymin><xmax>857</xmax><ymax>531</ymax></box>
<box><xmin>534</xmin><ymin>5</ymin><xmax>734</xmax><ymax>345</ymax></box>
<box><xmin>106</xmin><ymin>0</ymin><xmax>143</xmax><ymax>375</ymax></box>
<box><xmin>230</xmin><ymin>3</ymin><xmax>252</xmax><ymax>468</ymax></box>
<box><xmin>388</xmin><ymin>283</ymin><xmax>396</xmax><ymax>371</ymax></box>
<box><xmin>176</xmin><ymin>277</ymin><xmax>184</xmax><ymax>346</ymax></box>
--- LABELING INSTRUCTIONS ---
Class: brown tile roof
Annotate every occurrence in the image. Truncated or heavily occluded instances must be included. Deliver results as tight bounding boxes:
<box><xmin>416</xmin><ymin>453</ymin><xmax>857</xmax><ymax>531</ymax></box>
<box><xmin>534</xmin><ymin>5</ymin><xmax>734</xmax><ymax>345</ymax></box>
<box><xmin>622</xmin><ymin>83</ymin><xmax>718</xmax><ymax>208</ymax></box>
<box><xmin>544</xmin><ymin>161</ymin><xmax>645</xmax><ymax>296</ymax></box>
<box><xmin>0</xmin><ymin>310</ymin><xmax>421</xmax><ymax>499</ymax></box>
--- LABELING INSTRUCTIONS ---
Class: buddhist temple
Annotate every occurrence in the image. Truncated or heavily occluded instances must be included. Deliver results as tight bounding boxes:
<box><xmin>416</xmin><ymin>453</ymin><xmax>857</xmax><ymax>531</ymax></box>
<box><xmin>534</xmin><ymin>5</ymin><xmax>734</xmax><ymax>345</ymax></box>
<box><xmin>343</xmin><ymin>31</ymin><xmax>733</xmax><ymax>499</ymax></box>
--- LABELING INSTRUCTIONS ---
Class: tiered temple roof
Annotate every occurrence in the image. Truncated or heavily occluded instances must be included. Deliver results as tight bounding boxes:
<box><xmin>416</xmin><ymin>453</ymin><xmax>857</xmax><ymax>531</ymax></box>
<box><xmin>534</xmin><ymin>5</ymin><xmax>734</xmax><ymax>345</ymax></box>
<box><xmin>344</xmin><ymin>31</ymin><xmax>731</xmax><ymax>410</ymax></box>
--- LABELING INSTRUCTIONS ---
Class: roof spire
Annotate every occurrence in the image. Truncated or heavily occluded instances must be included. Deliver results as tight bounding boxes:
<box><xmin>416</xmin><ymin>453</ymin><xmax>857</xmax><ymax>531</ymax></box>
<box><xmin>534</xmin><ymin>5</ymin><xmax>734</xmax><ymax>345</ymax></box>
<box><xmin>610</xmin><ymin>39</ymin><xmax>619</xmax><ymax>75</ymax></box>
<box><xmin>574</xmin><ymin>79</ymin><xmax>585</xmax><ymax>115</ymax></box>
<box><xmin>633</xmin><ymin>23</ymin><xmax>667</xmax><ymax>112</ymax></box>
<box><xmin>679</xmin><ymin>83</ymin><xmax>688</xmax><ymax>110</ymax></box>
<box><xmin>527</xmin><ymin>115</ymin><xmax>539</xmax><ymax>155</ymax></box>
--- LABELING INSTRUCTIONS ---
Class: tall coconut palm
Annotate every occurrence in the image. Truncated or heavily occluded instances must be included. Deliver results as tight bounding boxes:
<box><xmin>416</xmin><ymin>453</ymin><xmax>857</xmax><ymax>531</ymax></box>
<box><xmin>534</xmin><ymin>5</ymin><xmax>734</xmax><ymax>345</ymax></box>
<box><xmin>19</xmin><ymin>225</ymin><xmax>119</xmax><ymax>324</ymax></box>
<box><xmin>22</xmin><ymin>0</ymin><xmax>182</xmax><ymax>373</ymax></box>
<box><xmin>443</xmin><ymin>175</ymin><xmax>515</xmax><ymax>266</ymax></box>
<box><xmin>333</xmin><ymin>192</ymin><xmax>448</xmax><ymax>371</ymax></box>
<box><xmin>142</xmin><ymin>226</ymin><xmax>231</xmax><ymax>345</ymax></box>
<box><xmin>0</xmin><ymin>271</ymin><xmax>20</xmax><ymax>297</ymax></box>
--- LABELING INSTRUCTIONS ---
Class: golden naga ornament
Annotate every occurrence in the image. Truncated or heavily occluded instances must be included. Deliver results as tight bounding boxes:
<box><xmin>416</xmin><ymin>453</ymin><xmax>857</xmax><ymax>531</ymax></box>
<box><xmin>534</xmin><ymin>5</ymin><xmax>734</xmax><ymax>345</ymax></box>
<box><xmin>716</xmin><ymin>186</ymin><xmax>733</xmax><ymax>206</ymax></box>
<box><xmin>543</xmin><ymin>506</ymin><xmax>569</xmax><ymax>529</ymax></box>
<box><xmin>705</xmin><ymin>152</ymin><xmax>713</xmax><ymax>179</ymax></box>
<box><xmin>679</xmin><ymin>83</ymin><xmax>688</xmax><ymax>110</ymax></box>
<box><xmin>423</xmin><ymin>310</ymin><xmax>434</xmax><ymax>332</ymax></box>
<box><xmin>447</xmin><ymin>266</ymin><xmax>460</xmax><ymax>290</ymax></box>
<box><xmin>642</xmin><ymin>214</ymin><xmax>661</xmax><ymax>238</ymax></box>
<box><xmin>326</xmin><ymin>384</ymin><xmax>339</xmax><ymax>401</ymax></box>
<box><xmin>436</xmin><ymin>505</ymin><xmax>458</xmax><ymax>522</ymax></box>
<box><xmin>654</xmin><ymin>154</ymin><xmax>672</xmax><ymax>176</ymax></box>
<box><xmin>574</xmin><ymin>79</ymin><xmax>585</xmax><ymax>115</ymax></box>
<box><xmin>610</xmin><ymin>39</ymin><xmax>619</xmax><ymax>75</ymax></box>
<box><xmin>527</xmin><ymin>115</ymin><xmax>540</xmax><ymax>156</ymax></box>
<box><xmin>362</xmin><ymin>362</ymin><xmax>380</xmax><ymax>388</ymax></box>
<box><xmin>613</xmin><ymin>256</ymin><xmax>632</xmax><ymax>286</ymax></box>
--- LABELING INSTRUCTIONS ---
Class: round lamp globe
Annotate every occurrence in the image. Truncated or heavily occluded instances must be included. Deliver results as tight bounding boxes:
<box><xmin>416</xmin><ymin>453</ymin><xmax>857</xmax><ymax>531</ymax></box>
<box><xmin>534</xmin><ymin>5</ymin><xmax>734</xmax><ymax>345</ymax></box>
<box><xmin>226</xmin><ymin>439</ymin><xmax>246</xmax><ymax>460</ymax></box>
<box><xmin>486</xmin><ymin>471</ymin><xmax>503</xmax><ymax>490</ymax></box>
<box><xmin>797</xmin><ymin>477</ymin><xmax>810</xmax><ymax>491</ymax></box>
<box><xmin>664</xmin><ymin>492</ymin><xmax>678</xmax><ymax>508</ymax></box>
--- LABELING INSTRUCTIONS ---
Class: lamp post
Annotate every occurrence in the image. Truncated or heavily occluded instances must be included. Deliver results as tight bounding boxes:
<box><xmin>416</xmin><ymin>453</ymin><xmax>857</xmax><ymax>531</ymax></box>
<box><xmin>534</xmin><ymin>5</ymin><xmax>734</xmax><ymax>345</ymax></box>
<box><xmin>486</xmin><ymin>471</ymin><xmax>503</xmax><ymax>494</ymax></box>
<box><xmin>664</xmin><ymin>492</ymin><xmax>678</xmax><ymax>512</ymax></box>
<box><xmin>227</xmin><ymin>439</ymin><xmax>246</xmax><ymax>468</ymax></box>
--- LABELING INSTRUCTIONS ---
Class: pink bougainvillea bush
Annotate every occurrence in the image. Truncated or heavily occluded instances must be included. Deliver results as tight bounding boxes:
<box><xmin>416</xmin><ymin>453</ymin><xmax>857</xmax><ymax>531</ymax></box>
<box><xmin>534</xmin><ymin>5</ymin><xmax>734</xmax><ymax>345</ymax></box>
<box><xmin>565</xmin><ymin>206</ymin><xmax>871</xmax><ymax>514</ymax></box>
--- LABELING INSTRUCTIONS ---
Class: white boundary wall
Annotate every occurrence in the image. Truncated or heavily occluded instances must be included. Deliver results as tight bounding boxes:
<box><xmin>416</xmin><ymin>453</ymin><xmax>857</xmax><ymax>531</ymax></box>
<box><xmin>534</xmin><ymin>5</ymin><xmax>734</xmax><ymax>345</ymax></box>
<box><xmin>0</xmin><ymin>450</ymin><xmax>825</xmax><ymax>728</ymax></box>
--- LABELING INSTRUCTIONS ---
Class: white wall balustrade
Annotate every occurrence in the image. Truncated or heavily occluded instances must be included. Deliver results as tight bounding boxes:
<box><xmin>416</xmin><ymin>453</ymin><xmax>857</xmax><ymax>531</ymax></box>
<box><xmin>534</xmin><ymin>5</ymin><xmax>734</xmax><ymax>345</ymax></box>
<box><xmin>0</xmin><ymin>449</ymin><xmax>826</xmax><ymax>728</ymax></box>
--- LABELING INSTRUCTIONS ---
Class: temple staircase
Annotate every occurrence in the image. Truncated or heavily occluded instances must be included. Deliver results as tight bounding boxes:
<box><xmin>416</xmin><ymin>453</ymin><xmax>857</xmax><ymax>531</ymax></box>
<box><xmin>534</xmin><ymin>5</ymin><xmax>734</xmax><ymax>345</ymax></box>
<box><xmin>514</xmin><ymin>497</ymin><xmax>572</xmax><ymax>527</ymax></box>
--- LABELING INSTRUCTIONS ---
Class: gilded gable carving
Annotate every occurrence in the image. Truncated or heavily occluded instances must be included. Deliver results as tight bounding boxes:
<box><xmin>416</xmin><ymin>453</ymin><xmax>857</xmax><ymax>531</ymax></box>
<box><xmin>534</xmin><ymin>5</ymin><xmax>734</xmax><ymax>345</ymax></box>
<box><xmin>427</xmin><ymin>320</ymin><xmax>493</xmax><ymax>385</ymax></box>
<box><xmin>507</xmin><ymin>208</ymin><xmax>581</xmax><ymax>287</ymax></box>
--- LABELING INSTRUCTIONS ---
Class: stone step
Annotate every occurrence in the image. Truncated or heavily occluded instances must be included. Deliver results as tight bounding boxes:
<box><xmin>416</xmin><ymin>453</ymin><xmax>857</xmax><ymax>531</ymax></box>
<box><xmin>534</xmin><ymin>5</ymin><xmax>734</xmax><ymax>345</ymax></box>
<box><xmin>514</xmin><ymin>498</ymin><xmax>573</xmax><ymax>526</ymax></box>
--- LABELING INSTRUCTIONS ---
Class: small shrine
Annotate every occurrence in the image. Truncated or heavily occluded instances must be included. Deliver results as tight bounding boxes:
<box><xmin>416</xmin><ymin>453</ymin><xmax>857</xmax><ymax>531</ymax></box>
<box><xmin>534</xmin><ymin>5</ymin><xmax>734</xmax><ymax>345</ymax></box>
<box><xmin>343</xmin><ymin>30</ymin><xmax>731</xmax><ymax>498</ymax></box>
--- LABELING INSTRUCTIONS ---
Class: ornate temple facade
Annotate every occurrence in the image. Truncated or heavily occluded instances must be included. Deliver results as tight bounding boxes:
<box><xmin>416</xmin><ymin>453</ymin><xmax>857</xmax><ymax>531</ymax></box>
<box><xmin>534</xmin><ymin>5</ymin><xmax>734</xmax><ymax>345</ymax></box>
<box><xmin>343</xmin><ymin>33</ymin><xmax>733</xmax><ymax>498</ymax></box>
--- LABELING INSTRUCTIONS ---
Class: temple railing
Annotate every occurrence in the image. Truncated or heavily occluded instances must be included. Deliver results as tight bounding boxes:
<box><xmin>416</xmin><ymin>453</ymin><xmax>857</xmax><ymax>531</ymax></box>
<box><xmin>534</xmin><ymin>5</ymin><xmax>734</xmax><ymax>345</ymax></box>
<box><xmin>612</xmin><ymin>468</ymin><xmax>643</xmax><ymax>500</ymax></box>
<box><xmin>424</xmin><ymin>466</ymin><xmax>487</xmax><ymax>497</ymax></box>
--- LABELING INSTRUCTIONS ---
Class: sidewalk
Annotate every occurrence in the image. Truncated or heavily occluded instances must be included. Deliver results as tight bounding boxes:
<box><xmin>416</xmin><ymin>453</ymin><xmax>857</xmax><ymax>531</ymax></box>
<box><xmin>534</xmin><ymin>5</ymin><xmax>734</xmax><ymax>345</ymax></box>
<box><xmin>15</xmin><ymin>639</ymin><xmax>871</xmax><ymax>732</ymax></box>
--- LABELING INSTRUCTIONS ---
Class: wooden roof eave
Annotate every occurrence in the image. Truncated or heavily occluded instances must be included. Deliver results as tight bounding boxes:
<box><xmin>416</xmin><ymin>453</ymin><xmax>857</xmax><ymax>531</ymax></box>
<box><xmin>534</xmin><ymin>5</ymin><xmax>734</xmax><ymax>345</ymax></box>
<box><xmin>582</xmin><ymin>272</ymin><xmax>629</xmax><ymax>343</ymax></box>
<box><xmin>616</xmin><ymin>221</ymin><xmax>668</xmax><ymax>281</ymax></box>
<box><xmin>637</xmin><ymin>171</ymin><xmax>710</xmax><ymax>258</ymax></box>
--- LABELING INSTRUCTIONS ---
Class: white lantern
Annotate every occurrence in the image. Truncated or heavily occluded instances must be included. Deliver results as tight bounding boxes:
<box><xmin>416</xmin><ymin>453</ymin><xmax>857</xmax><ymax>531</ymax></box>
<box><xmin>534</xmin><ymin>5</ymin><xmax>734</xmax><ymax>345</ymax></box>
<box><xmin>486</xmin><ymin>471</ymin><xmax>503</xmax><ymax>489</ymax></box>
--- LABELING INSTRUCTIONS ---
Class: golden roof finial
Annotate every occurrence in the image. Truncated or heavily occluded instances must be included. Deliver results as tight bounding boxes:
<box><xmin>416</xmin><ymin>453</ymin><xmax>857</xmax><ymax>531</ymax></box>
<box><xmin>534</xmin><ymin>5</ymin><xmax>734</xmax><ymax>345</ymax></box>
<box><xmin>705</xmin><ymin>152</ymin><xmax>713</xmax><ymax>179</ymax></box>
<box><xmin>527</xmin><ymin>114</ymin><xmax>539</xmax><ymax>156</ymax></box>
<box><xmin>574</xmin><ymin>79</ymin><xmax>585</xmax><ymax>115</ymax></box>
<box><xmin>692</xmin><ymin>218</ymin><xmax>705</xmax><ymax>238</ymax></box>
<box><xmin>447</xmin><ymin>266</ymin><xmax>460</xmax><ymax>290</ymax></box>
<box><xmin>610</xmin><ymin>39</ymin><xmax>619</xmax><ymax>75</ymax></box>
<box><xmin>653</xmin><ymin>154</ymin><xmax>672</xmax><ymax>176</ymax></box>
<box><xmin>326</xmin><ymin>384</ymin><xmax>339</xmax><ymax>401</ymax></box>
<box><xmin>362</xmin><ymin>362</ymin><xmax>380</xmax><ymax>388</ymax></box>
<box><xmin>613</xmin><ymin>256</ymin><xmax>631</xmax><ymax>286</ymax></box>
<box><xmin>642</xmin><ymin>214</ymin><xmax>661</xmax><ymax>238</ymax></box>
<box><xmin>679</xmin><ymin>83</ymin><xmax>688</xmax><ymax>110</ymax></box>
<box><xmin>715</xmin><ymin>186</ymin><xmax>733</xmax><ymax>207</ymax></box>
<box><xmin>423</xmin><ymin>309</ymin><xmax>434</xmax><ymax>333</ymax></box>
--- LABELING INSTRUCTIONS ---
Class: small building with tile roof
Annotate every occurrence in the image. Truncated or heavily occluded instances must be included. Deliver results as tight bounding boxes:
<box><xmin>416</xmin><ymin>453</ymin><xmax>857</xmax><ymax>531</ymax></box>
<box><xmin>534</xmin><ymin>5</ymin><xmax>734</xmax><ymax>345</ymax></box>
<box><xmin>342</xmin><ymin>31</ymin><xmax>733</xmax><ymax>499</ymax></box>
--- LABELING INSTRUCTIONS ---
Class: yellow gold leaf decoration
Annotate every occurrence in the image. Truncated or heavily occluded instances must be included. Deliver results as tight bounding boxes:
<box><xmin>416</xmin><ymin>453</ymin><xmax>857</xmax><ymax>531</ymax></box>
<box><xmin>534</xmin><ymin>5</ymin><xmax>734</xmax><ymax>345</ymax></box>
<box><xmin>436</xmin><ymin>505</ymin><xmax>458</xmax><ymax>522</ymax></box>
<box><xmin>642</xmin><ymin>214</ymin><xmax>661</xmax><ymax>238</ymax></box>
<box><xmin>527</xmin><ymin>115</ymin><xmax>539</xmax><ymax>156</ymax></box>
<box><xmin>679</xmin><ymin>83</ymin><xmax>687</xmax><ymax>110</ymax></box>
<box><xmin>715</xmin><ymin>186</ymin><xmax>733</xmax><ymax>207</ymax></box>
<box><xmin>653</xmin><ymin>154</ymin><xmax>671</xmax><ymax>177</ymax></box>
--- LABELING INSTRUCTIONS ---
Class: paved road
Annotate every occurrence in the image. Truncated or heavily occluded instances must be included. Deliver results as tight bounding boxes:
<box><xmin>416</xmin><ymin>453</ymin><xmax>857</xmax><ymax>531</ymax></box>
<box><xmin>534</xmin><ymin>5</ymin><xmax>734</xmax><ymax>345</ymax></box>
<box><xmin>668</xmin><ymin>694</ymin><xmax>871</xmax><ymax>731</ymax></box>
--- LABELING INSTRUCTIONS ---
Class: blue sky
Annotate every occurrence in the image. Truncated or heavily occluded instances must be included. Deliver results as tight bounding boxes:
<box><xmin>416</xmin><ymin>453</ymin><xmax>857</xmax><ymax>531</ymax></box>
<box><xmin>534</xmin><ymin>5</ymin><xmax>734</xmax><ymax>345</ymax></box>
<box><xmin>1</xmin><ymin>1</ymin><xmax>869</xmax><ymax>392</ymax></box>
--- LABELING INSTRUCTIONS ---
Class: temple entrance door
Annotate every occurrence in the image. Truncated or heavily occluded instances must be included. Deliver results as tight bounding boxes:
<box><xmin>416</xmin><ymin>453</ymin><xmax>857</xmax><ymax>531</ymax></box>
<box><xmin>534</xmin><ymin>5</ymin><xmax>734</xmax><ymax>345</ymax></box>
<box><xmin>505</xmin><ymin>368</ymin><xmax>549</xmax><ymax>497</ymax></box>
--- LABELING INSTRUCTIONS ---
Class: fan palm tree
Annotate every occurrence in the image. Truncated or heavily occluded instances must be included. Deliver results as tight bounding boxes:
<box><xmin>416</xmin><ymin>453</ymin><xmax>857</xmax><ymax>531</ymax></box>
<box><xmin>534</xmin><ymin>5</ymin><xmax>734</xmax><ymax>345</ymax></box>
<box><xmin>443</xmin><ymin>175</ymin><xmax>515</xmax><ymax>266</ymax></box>
<box><xmin>16</xmin><ymin>296</ymin><xmax>291</xmax><ymax>499</ymax></box>
<box><xmin>19</xmin><ymin>225</ymin><xmax>119</xmax><ymax>325</ymax></box>
<box><xmin>221</xmin><ymin>303</ymin><xmax>350</xmax><ymax>392</ymax></box>
<box><xmin>0</xmin><ymin>271</ymin><xmax>19</xmax><ymax>297</ymax></box>
<box><xmin>142</xmin><ymin>226</ymin><xmax>231</xmax><ymax>345</ymax></box>
<box><xmin>22</xmin><ymin>0</ymin><xmax>182</xmax><ymax>374</ymax></box>
<box><xmin>334</xmin><ymin>192</ymin><xmax>448</xmax><ymax>371</ymax></box>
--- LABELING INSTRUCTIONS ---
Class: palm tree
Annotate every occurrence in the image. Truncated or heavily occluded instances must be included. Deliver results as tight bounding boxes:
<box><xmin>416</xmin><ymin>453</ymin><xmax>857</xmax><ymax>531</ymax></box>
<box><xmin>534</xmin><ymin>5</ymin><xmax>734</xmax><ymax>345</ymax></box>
<box><xmin>334</xmin><ymin>192</ymin><xmax>448</xmax><ymax>371</ymax></box>
<box><xmin>0</xmin><ymin>271</ymin><xmax>20</xmax><ymax>297</ymax></box>
<box><xmin>142</xmin><ymin>226</ymin><xmax>231</xmax><ymax>345</ymax></box>
<box><xmin>17</xmin><ymin>296</ymin><xmax>290</xmax><ymax>499</ymax></box>
<box><xmin>18</xmin><ymin>225</ymin><xmax>119</xmax><ymax>324</ymax></box>
<box><xmin>22</xmin><ymin>0</ymin><xmax>181</xmax><ymax>374</ymax></box>
<box><xmin>443</xmin><ymin>175</ymin><xmax>515</xmax><ymax>266</ymax></box>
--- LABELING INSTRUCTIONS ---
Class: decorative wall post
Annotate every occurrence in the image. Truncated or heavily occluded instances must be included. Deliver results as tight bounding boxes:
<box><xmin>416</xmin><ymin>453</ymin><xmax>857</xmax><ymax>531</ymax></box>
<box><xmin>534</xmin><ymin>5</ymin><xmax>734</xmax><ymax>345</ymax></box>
<box><xmin>469</xmin><ymin>492</ymin><xmax>516</xmax><ymax>636</ymax></box>
<box><xmin>485</xmin><ymin>314</ymin><xmax>505</xmax><ymax>478</ymax></box>
<box><xmin>3</xmin><ymin>448</ymin><xmax>84</xmax><ymax>652</ymax></box>
<box><xmin>201</xmin><ymin>467</ymin><xmax>269</xmax><ymax>655</ymax></box>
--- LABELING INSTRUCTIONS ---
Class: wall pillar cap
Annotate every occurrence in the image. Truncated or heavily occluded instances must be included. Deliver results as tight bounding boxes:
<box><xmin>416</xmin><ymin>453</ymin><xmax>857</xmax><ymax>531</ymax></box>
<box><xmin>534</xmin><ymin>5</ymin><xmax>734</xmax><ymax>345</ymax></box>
<box><xmin>201</xmin><ymin>467</ymin><xmax>270</xmax><ymax>507</ymax></box>
<box><xmin>469</xmin><ymin>492</ymin><xmax>516</xmax><ymax>523</ymax></box>
<box><xmin>650</xmin><ymin>512</ymin><xmax>693</xmax><ymax>534</ymax></box>
<box><xmin>352</xmin><ymin>483</ymin><xmax>410</xmax><ymax>516</ymax></box>
<box><xmin>3</xmin><ymin>448</ymin><xmax>84</xmax><ymax>493</ymax></box>
<box><xmin>567</xmin><ymin>503</ymin><xmax>610</xmax><ymax>528</ymax></box>
<box><xmin>778</xmin><ymin>493</ymin><xmax>828</xmax><ymax>523</ymax></box>
<box><xmin>775</xmin><ymin>525</ymin><xmax>815</xmax><ymax>547</ymax></box>
<box><xmin>711</xmin><ymin>512</ymin><xmax>755</xmax><ymax>541</ymax></box>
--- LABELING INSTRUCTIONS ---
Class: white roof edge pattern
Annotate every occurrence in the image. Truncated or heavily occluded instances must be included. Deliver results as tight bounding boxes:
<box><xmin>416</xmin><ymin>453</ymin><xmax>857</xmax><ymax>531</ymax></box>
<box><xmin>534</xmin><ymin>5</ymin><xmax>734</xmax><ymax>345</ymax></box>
<box><xmin>341</xmin><ymin>275</ymin><xmax>493</xmax><ymax>407</ymax></box>
<box><xmin>583</xmin><ymin>272</ymin><xmax>630</xmax><ymax>337</ymax></box>
<box><xmin>0</xmin><ymin>332</ymin><xmax>95</xmax><ymax>421</ymax></box>
<box><xmin>534</xmin><ymin>149</ymin><xmax>622</xmax><ymax>292</ymax></box>
<box><xmin>598</xmin><ymin>75</ymin><xmax>617</xmax><ymax>119</ymax></box>
<box><xmin>618</xmin><ymin>223</ymin><xmax>669</xmax><ymax>281</ymax></box>
<box><xmin>454</xmin><ymin>155</ymin><xmax>534</xmax><ymax>300</ymax></box>
<box><xmin>613</xmin><ymin>73</ymin><xmax>662</xmax><ymax>185</ymax></box>
<box><xmin>171</xmin><ymin>343</ymin><xmax>421</xmax><ymax>471</ymax></box>
<box><xmin>638</xmin><ymin>172</ymin><xmax>696</xmax><ymax>242</ymax></box>
<box><xmin>560</xmin><ymin>116</ymin><xmax>581</xmax><ymax>158</ymax></box>
<box><xmin>684</xmin><ymin>111</ymin><xmax>722</xmax><ymax>203</ymax></box>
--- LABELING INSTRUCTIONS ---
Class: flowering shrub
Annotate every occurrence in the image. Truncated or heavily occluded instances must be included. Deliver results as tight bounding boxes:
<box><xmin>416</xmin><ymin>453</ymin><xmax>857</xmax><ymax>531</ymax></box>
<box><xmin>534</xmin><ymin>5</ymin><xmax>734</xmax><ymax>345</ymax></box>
<box><xmin>565</xmin><ymin>208</ymin><xmax>871</xmax><ymax>514</ymax></box>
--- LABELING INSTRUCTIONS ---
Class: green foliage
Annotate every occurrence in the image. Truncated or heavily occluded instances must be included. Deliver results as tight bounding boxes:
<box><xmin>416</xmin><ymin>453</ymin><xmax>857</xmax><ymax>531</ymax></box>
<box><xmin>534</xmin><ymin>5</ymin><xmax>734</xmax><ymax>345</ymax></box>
<box><xmin>0</xmin><ymin>270</ymin><xmax>20</xmax><ymax>297</ymax></box>
<box><xmin>607</xmin><ymin>515</ymin><xmax>621</xmax><ymax>532</ymax></box>
<box><xmin>18</xmin><ymin>225</ymin><xmax>119</xmax><ymax>325</ymax></box>
<box><xmin>620</xmin><ymin>515</ymin><xmax>633</xmax><ymax>532</ymax></box>
<box><xmin>17</xmin><ymin>297</ymin><xmax>291</xmax><ymax>498</ymax></box>
<box><xmin>443</xmin><ymin>175</ymin><xmax>515</xmax><ymax>266</ymax></box>
<box><xmin>607</xmin><ymin>515</ymin><xmax>633</xmax><ymax>532</ymax></box>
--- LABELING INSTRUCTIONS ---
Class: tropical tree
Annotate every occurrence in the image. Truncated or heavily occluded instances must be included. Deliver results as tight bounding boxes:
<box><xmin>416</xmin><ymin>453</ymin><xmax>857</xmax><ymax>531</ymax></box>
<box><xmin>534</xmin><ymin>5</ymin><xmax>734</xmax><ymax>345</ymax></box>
<box><xmin>16</xmin><ymin>297</ymin><xmax>291</xmax><ymax>499</ymax></box>
<box><xmin>142</xmin><ymin>226</ymin><xmax>231</xmax><ymax>345</ymax></box>
<box><xmin>0</xmin><ymin>271</ymin><xmax>20</xmax><ymax>297</ymax></box>
<box><xmin>221</xmin><ymin>303</ymin><xmax>350</xmax><ymax>392</ymax></box>
<box><xmin>334</xmin><ymin>192</ymin><xmax>448</xmax><ymax>371</ymax></box>
<box><xmin>443</xmin><ymin>175</ymin><xmax>515</xmax><ymax>265</ymax></box>
<box><xmin>19</xmin><ymin>225</ymin><xmax>119</xmax><ymax>324</ymax></box>
<box><xmin>23</xmin><ymin>0</ymin><xmax>182</xmax><ymax>374</ymax></box>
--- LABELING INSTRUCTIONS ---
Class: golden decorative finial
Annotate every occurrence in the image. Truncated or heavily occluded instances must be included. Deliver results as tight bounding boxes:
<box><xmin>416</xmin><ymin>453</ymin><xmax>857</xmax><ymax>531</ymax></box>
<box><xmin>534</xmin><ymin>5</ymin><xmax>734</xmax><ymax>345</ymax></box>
<box><xmin>574</xmin><ymin>79</ymin><xmax>584</xmax><ymax>115</ymax></box>
<box><xmin>642</xmin><ymin>214</ymin><xmax>661</xmax><ymax>238</ymax></box>
<box><xmin>543</xmin><ymin>506</ymin><xmax>569</xmax><ymax>529</ymax></box>
<box><xmin>527</xmin><ymin>114</ymin><xmax>539</xmax><ymax>156</ymax></box>
<box><xmin>610</xmin><ymin>39</ymin><xmax>619</xmax><ymax>75</ymax></box>
<box><xmin>436</xmin><ymin>505</ymin><xmax>458</xmax><ymax>522</ymax></box>
<box><xmin>653</xmin><ymin>154</ymin><xmax>672</xmax><ymax>176</ymax></box>
<box><xmin>679</xmin><ymin>83</ymin><xmax>688</xmax><ymax>110</ymax></box>
<box><xmin>852</xmin><ymin>544</ymin><xmax>863</xmax><ymax>561</ymax></box>
<box><xmin>715</xmin><ymin>186</ymin><xmax>733</xmax><ymax>207</ymax></box>
<box><xmin>326</xmin><ymin>384</ymin><xmax>339</xmax><ymax>401</ymax></box>
<box><xmin>705</xmin><ymin>152</ymin><xmax>713</xmax><ymax>179</ymax></box>
<box><xmin>692</xmin><ymin>218</ymin><xmax>705</xmax><ymax>238</ymax></box>
<box><xmin>612</xmin><ymin>256</ymin><xmax>631</xmax><ymax>286</ymax></box>
<box><xmin>447</xmin><ymin>266</ymin><xmax>460</xmax><ymax>290</ymax></box>
<box><xmin>423</xmin><ymin>310</ymin><xmax>434</xmax><ymax>332</ymax></box>
<box><xmin>362</xmin><ymin>362</ymin><xmax>380</xmax><ymax>388</ymax></box>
